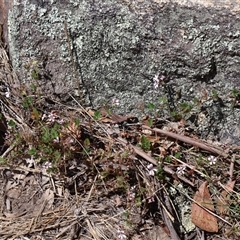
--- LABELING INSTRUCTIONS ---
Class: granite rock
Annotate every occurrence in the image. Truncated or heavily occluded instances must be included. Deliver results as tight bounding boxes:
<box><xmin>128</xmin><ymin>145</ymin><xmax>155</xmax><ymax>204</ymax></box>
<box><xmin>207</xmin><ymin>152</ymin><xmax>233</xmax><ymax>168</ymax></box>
<box><xmin>3</xmin><ymin>0</ymin><xmax>240</xmax><ymax>141</ymax></box>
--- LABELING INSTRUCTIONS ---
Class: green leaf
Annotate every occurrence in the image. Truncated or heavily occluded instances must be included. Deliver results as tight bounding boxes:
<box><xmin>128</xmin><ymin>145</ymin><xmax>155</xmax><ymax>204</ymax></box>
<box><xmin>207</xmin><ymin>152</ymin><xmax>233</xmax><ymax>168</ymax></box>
<box><xmin>147</xmin><ymin>118</ymin><xmax>153</xmax><ymax>127</ymax></box>
<box><xmin>28</xmin><ymin>147</ymin><xmax>37</xmax><ymax>156</ymax></box>
<box><xmin>147</xmin><ymin>102</ymin><xmax>155</xmax><ymax>110</ymax></box>
<box><xmin>75</xmin><ymin>118</ymin><xmax>80</xmax><ymax>126</ymax></box>
<box><xmin>8</xmin><ymin>119</ymin><xmax>16</xmax><ymax>127</ymax></box>
<box><xmin>180</xmin><ymin>102</ymin><xmax>192</xmax><ymax>113</ymax></box>
<box><xmin>23</xmin><ymin>96</ymin><xmax>33</xmax><ymax>108</ymax></box>
<box><xmin>140</xmin><ymin>135</ymin><xmax>151</xmax><ymax>151</ymax></box>
<box><xmin>174</xmin><ymin>152</ymin><xmax>181</xmax><ymax>159</ymax></box>
<box><xmin>93</xmin><ymin>110</ymin><xmax>101</xmax><ymax>120</ymax></box>
<box><xmin>212</xmin><ymin>89</ymin><xmax>218</xmax><ymax>99</ymax></box>
<box><xmin>0</xmin><ymin>157</ymin><xmax>6</xmax><ymax>163</ymax></box>
<box><xmin>165</xmin><ymin>156</ymin><xmax>171</xmax><ymax>163</ymax></box>
<box><xmin>30</xmin><ymin>83</ymin><xmax>37</xmax><ymax>91</ymax></box>
<box><xmin>31</xmin><ymin>67</ymin><xmax>39</xmax><ymax>79</ymax></box>
<box><xmin>159</xmin><ymin>96</ymin><xmax>167</xmax><ymax>104</ymax></box>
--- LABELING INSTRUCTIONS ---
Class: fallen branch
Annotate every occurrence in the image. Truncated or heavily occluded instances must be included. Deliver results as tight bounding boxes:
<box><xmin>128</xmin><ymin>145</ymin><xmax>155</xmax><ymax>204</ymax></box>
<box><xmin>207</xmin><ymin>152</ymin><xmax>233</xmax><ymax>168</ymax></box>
<box><xmin>142</xmin><ymin>125</ymin><xmax>228</xmax><ymax>158</ymax></box>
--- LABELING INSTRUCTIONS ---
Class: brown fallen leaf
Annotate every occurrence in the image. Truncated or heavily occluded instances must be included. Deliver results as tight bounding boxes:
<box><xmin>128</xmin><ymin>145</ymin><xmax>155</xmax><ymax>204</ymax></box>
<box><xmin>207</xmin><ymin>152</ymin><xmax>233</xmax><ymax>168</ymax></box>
<box><xmin>216</xmin><ymin>180</ymin><xmax>235</xmax><ymax>215</ymax></box>
<box><xmin>191</xmin><ymin>181</ymin><xmax>218</xmax><ymax>233</ymax></box>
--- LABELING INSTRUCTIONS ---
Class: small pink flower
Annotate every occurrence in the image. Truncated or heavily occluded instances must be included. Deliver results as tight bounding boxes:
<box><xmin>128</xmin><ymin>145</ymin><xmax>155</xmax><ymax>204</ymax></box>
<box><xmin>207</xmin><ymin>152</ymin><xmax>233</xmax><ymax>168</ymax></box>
<box><xmin>57</xmin><ymin>119</ymin><xmax>65</xmax><ymax>124</ymax></box>
<box><xmin>127</xmin><ymin>185</ymin><xmax>136</xmax><ymax>201</ymax></box>
<box><xmin>5</xmin><ymin>88</ymin><xmax>10</xmax><ymax>98</ymax></box>
<box><xmin>127</xmin><ymin>191</ymin><xmax>136</xmax><ymax>201</ymax></box>
<box><xmin>43</xmin><ymin>161</ymin><xmax>52</xmax><ymax>169</ymax></box>
<box><xmin>147</xmin><ymin>196</ymin><xmax>155</xmax><ymax>203</ymax></box>
<box><xmin>147</xmin><ymin>163</ymin><xmax>157</xmax><ymax>176</ymax></box>
<box><xmin>176</xmin><ymin>165</ymin><xmax>186</xmax><ymax>175</ymax></box>
<box><xmin>47</xmin><ymin>112</ymin><xmax>58</xmax><ymax>122</ymax></box>
<box><xmin>208</xmin><ymin>155</ymin><xmax>217</xmax><ymax>165</ymax></box>
<box><xmin>112</xmin><ymin>98</ymin><xmax>120</xmax><ymax>106</ymax></box>
<box><xmin>53</xmin><ymin>137</ymin><xmax>59</xmax><ymax>143</ymax></box>
<box><xmin>117</xmin><ymin>229</ymin><xmax>127</xmax><ymax>240</ymax></box>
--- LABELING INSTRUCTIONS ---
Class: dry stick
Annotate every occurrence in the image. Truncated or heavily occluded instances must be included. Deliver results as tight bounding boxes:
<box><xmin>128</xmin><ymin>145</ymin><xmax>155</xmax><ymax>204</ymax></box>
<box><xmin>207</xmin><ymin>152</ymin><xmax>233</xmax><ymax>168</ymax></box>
<box><xmin>86</xmin><ymin>218</ymin><xmax>101</xmax><ymax>240</ymax></box>
<box><xmin>117</xmin><ymin>136</ymin><xmax>195</xmax><ymax>187</ymax></box>
<box><xmin>229</xmin><ymin>154</ymin><xmax>235</xmax><ymax>181</ymax></box>
<box><xmin>142</xmin><ymin>125</ymin><xmax>228</xmax><ymax>158</ymax></box>
<box><xmin>55</xmin><ymin>220</ymin><xmax>79</xmax><ymax>239</ymax></box>
<box><xmin>160</xmin><ymin>193</ymin><xmax>181</xmax><ymax>240</ymax></box>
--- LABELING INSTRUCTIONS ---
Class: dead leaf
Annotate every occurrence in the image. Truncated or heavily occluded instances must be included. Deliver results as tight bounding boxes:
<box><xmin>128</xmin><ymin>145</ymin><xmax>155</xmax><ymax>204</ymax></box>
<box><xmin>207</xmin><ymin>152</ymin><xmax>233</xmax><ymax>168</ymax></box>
<box><xmin>115</xmin><ymin>196</ymin><xmax>122</xmax><ymax>207</ymax></box>
<box><xmin>216</xmin><ymin>180</ymin><xmax>235</xmax><ymax>215</ymax></box>
<box><xmin>65</xmin><ymin>121</ymin><xmax>81</xmax><ymax>138</ymax></box>
<box><xmin>6</xmin><ymin>188</ymin><xmax>21</xmax><ymax>199</ymax></box>
<box><xmin>191</xmin><ymin>181</ymin><xmax>218</xmax><ymax>232</ymax></box>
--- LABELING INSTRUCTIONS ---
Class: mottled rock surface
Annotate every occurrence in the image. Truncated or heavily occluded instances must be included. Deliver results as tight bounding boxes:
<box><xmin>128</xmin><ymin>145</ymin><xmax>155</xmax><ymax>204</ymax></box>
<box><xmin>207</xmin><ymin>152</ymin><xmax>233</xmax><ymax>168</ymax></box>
<box><xmin>4</xmin><ymin>0</ymin><xmax>240</xmax><ymax>141</ymax></box>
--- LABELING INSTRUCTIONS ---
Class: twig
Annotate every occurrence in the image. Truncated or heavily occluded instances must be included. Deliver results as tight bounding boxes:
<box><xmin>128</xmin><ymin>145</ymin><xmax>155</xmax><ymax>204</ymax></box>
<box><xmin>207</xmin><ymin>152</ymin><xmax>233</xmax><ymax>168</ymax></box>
<box><xmin>86</xmin><ymin>218</ymin><xmax>101</xmax><ymax>240</ymax></box>
<box><xmin>142</xmin><ymin>125</ymin><xmax>228</xmax><ymax>158</ymax></box>
<box><xmin>159</xmin><ymin>191</ymin><xmax>181</xmax><ymax>240</ymax></box>
<box><xmin>229</xmin><ymin>154</ymin><xmax>235</xmax><ymax>181</ymax></box>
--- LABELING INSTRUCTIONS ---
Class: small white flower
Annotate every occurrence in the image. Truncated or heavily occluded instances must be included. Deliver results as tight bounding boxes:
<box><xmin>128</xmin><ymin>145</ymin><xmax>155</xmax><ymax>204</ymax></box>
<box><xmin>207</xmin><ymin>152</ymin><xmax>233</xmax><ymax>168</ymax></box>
<box><xmin>127</xmin><ymin>186</ymin><xmax>136</xmax><ymax>201</ymax></box>
<box><xmin>147</xmin><ymin>163</ymin><xmax>157</xmax><ymax>176</ymax></box>
<box><xmin>130</xmin><ymin>185</ymin><xmax>136</xmax><ymax>191</ymax></box>
<box><xmin>57</xmin><ymin>119</ymin><xmax>65</xmax><ymax>124</ymax></box>
<box><xmin>147</xmin><ymin>196</ymin><xmax>155</xmax><ymax>203</ymax></box>
<box><xmin>5</xmin><ymin>88</ymin><xmax>10</xmax><ymax>98</ymax></box>
<box><xmin>112</xmin><ymin>98</ymin><xmax>120</xmax><ymax>106</ymax></box>
<box><xmin>159</xmin><ymin>75</ymin><xmax>166</xmax><ymax>81</ymax></box>
<box><xmin>176</xmin><ymin>165</ymin><xmax>186</xmax><ymax>175</ymax></box>
<box><xmin>41</xmin><ymin>113</ymin><xmax>46</xmax><ymax>120</ymax></box>
<box><xmin>117</xmin><ymin>229</ymin><xmax>127</xmax><ymax>240</ymax></box>
<box><xmin>43</xmin><ymin>161</ymin><xmax>52</xmax><ymax>169</ymax></box>
<box><xmin>53</xmin><ymin>137</ymin><xmax>59</xmax><ymax>143</ymax></box>
<box><xmin>127</xmin><ymin>191</ymin><xmax>135</xmax><ymax>201</ymax></box>
<box><xmin>208</xmin><ymin>155</ymin><xmax>217</xmax><ymax>165</ymax></box>
<box><xmin>48</xmin><ymin>112</ymin><xmax>57</xmax><ymax>122</ymax></box>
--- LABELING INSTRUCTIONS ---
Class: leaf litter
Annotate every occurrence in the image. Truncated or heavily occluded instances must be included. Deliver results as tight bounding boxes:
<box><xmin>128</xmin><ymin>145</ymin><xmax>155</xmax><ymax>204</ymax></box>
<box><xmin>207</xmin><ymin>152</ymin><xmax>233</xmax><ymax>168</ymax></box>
<box><xmin>0</xmin><ymin>30</ymin><xmax>240</xmax><ymax>240</ymax></box>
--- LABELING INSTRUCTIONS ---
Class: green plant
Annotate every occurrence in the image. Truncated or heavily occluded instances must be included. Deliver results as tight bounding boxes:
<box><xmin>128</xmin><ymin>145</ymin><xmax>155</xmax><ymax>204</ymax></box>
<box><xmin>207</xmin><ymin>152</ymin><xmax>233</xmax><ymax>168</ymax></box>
<box><xmin>23</xmin><ymin>96</ymin><xmax>33</xmax><ymax>108</ymax></box>
<box><xmin>31</xmin><ymin>68</ymin><xmax>39</xmax><ymax>79</ymax></box>
<box><xmin>231</xmin><ymin>88</ymin><xmax>240</xmax><ymax>107</ymax></box>
<box><xmin>116</xmin><ymin>175</ymin><xmax>128</xmax><ymax>190</ymax></box>
<box><xmin>170</xmin><ymin>110</ymin><xmax>182</xmax><ymax>121</ymax></box>
<box><xmin>146</xmin><ymin>118</ymin><xmax>153</xmax><ymax>127</ymax></box>
<box><xmin>211</xmin><ymin>89</ymin><xmax>219</xmax><ymax>99</ymax></box>
<box><xmin>174</xmin><ymin>152</ymin><xmax>181</xmax><ymax>159</ymax></box>
<box><xmin>140</xmin><ymin>135</ymin><xmax>151</xmax><ymax>151</ymax></box>
<box><xmin>147</xmin><ymin>102</ymin><xmax>155</xmax><ymax>110</ymax></box>
<box><xmin>179</xmin><ymin>102</ymin><xmax>192</xmax><ymax>113</ymax></box>
<box><xmin>232</xmin><ymin>88</ymin><xmax>240</xmax><ymax>98</ymax></box>
<box><xmin>159</xmin><ymin>96</ymin><xmax>167</xmax><ymax>105</ymax></box>
<box><xmin>93</xmin><ymin>110</ymin><xmax>101</xmax><ymax>120</ymax></box>
<box><xmin>156</xmin><ymin>165</ymin><xmax>165</xmax><ymax>180</ymax></box>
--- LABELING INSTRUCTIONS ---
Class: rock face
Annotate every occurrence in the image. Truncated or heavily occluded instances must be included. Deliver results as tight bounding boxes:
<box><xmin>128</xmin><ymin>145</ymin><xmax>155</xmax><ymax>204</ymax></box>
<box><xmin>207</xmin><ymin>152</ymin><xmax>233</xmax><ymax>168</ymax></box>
<box><xmin>4</xmin><ymin>0</ymin><xmax>240</xmax><ymax>140</ymax></box>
